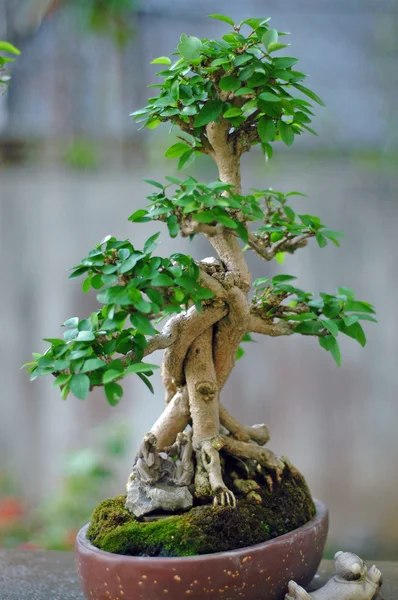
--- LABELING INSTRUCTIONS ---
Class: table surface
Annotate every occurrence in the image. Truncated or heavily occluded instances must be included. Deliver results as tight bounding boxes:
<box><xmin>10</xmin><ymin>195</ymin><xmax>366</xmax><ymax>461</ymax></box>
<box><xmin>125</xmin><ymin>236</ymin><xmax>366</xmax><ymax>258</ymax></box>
<box><xmin>0</xmin><ymin>550</ymin><xmax>397</xmax><ymax>600</ymax></box>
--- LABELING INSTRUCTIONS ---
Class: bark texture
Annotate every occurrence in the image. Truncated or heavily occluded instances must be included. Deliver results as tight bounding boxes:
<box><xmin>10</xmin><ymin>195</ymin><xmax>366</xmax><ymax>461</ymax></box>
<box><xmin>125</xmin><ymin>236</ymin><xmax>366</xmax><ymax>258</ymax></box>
<box><xmin>128</xmin><ymin>116</ymin><xmax>298</xmax><ymax>506</ymax></box>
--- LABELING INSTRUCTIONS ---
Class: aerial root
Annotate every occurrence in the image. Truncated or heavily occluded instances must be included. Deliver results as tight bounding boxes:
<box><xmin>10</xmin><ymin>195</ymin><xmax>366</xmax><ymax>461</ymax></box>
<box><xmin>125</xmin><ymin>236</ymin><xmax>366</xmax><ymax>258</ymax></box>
<box><xmin>213</xmin><ymin>489</ymin><xmax>237</xmax><ymax>508</ymax></box>
<box><xmin>218</xmin><ymin>435</ymin><xmax>286</xmax><ymax>483</ymax></box>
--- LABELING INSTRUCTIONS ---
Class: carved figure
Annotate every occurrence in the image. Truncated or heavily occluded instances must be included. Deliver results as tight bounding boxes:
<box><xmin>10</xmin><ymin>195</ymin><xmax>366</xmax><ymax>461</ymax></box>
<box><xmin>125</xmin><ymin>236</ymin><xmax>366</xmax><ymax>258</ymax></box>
<box><xmin>167</xmin><ymin>430</ymin><xmax>194</xmax><ymax>486</ymax></box>
<box><xmin>133</xmin><ymin>432</ymin><xmax>161</xmax><ymax>484</ymax></box>
<box><xmin>285</xmin><ymin>551</ymin><xmax>383</xmax><ymax>600</ymax></box>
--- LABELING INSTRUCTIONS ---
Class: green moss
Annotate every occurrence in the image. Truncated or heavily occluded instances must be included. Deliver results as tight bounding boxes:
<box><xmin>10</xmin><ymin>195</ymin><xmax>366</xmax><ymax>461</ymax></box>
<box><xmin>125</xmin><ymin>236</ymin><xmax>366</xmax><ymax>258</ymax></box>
<box><xmin>87</xmin><ymin>466</ymin><xmax>315</xmax><ymax>557</ymax></box>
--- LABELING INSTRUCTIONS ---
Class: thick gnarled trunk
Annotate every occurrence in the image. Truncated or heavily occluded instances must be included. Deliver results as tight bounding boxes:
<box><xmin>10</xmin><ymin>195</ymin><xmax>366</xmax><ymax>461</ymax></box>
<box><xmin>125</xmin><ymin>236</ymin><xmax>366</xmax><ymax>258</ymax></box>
<box><xmin>129</xmin><ymin>117</ymin><xmax>289</xmax><ymax>505</ymax></box>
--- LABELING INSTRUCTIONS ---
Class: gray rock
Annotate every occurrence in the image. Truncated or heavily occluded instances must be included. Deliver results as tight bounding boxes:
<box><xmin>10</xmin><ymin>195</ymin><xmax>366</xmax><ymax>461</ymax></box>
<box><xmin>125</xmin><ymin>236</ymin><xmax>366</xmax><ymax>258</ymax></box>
<box><xmin>125</xmin><ymin>476</ymin><xmax>193</xmax><ymax>518</ymax></box>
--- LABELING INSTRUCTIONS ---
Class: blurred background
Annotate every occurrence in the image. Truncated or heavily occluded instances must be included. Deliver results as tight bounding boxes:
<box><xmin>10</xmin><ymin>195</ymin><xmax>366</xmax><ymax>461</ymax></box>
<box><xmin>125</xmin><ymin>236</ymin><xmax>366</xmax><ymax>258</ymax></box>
<box><xmin>0</xmin><ymin>0</ymin><xmax>397</xmax><ymax>558</ymax></box>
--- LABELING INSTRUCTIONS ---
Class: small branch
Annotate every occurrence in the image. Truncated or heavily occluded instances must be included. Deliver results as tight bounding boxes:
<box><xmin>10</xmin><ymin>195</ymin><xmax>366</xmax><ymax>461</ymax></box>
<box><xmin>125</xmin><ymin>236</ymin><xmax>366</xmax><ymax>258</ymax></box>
<box><xmin>248</xmin><ymin>315</ymin><xmax>296</xmax><ymax>336</ymax></box>
<box><xmin>180</xmin><ymin>220</ymin><xmax>225</xmax><ymax>237</ymax></box>
<box><xmin>247</xmin><ymin>232</ymin><xmax>312</xmax><ymax>262</ymax></box>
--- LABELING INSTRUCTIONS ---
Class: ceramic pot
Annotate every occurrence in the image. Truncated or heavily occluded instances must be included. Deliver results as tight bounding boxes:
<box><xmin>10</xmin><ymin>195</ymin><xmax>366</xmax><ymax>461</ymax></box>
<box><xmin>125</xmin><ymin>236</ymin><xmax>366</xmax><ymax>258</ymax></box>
<box><xmin>76</xmin><ymin>498</ymin><xmax>328</xmax><ymax>600</ymax></box>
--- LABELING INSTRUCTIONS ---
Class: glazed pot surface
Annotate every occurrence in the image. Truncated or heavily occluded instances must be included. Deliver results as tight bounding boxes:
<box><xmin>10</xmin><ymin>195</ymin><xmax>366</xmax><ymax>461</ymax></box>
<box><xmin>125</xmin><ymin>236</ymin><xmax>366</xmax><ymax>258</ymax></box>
<box><xmin>76</xmin><ymin>498</ymin><xmax>328</xmax><ymax>600</ymax></box>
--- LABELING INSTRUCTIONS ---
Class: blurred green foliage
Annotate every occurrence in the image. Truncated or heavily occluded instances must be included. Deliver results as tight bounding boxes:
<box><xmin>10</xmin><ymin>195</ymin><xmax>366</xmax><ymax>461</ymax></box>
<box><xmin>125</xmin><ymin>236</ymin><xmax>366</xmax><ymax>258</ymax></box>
<box><xmin>72</xmin><ymin>0</ymin><xmax>136</xmax><ymax>47</ymax></box>
<box><xmin>0</xmin><ymin>420</ymin><xmax>131</xmax><ymax>550</ymax></box>
<box><xmin>63</xmin><ymin>138</ymin><xmax>100</xmax><ymax>170</ymax></box>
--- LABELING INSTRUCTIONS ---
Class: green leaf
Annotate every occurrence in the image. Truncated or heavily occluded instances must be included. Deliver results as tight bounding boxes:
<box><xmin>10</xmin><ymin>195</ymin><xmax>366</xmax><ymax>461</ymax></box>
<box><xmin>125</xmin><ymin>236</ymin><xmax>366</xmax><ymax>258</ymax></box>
<box><xmin>268</xmin><ymin>42</ymin><xmax>290</xmax><ymax>53</ymax></box>
<box><xmin>151</xmin><ymin>273</ymin><xmax>174</xmax><ymax>286</ymax></box>
<box><xmin>258</xmin><ymin>118</ymin><xmax>276</xmax><ymax>143</ymax></box>
<box><xmin>208</xmin><ymin>14</ymin><xmax>235</xmax><ymax>26</ymax></box>
<box><xmin>272</xmin><ymin>57</ymin><xmax>299</xmax><ymax>69</ymax></box>
<box><xmin>150</xmin><ymin>56</ymin><xmax>171</xmax><ymax>65</ymax></box>
<box><xmin>137</xmin><ymin>373</ymin><xmax>155</xmax><ymax>393</ymax></box>
<box><xmin>103</xmin><ymin>370</ymin><xmax>123</xmax><ymax>384</ymax></box>
<box><xmin>283</xmin><ymin>206</ymin><xmax>295</xmax><ymax>222</ymax></box>
<box><xmin>345</xmin><ymin>301</ymin><xmax>375</xmax><ymax>314</ymax></box>
<box><xmin>278</xmin><ymin>121</ymin><xmax>295</xmax><ymax>146</ymax></box>
<box><xmin>82</xmin><ymin>276</ymin><xmax>92</xmax><ymax>293</ymax></box>
<box><xmin>166</xmin><ymin>214</ymin><xmax>179</xmax><ymax>238</ymax></box>
<box><xmin>223</xmin><ymin>107</ymin><xmax>243</xmax><ymax>118</ymax></box>
<box><xmin>70</xmin><ymin>374</ymin><xmax>90</xmax><ymax>400</ymax></box>
<box><xmin>130</xmin><ymin>313</ymin><xmax>157</xmax><ymax>335</ymax></box>
<box><xmin>105</xmin><ymin>382</ymin><xmax>123</xmax><ymax>407</ymax></box>
<box><xmin>338</xmin><ymin>287</ymin><xmax>355</xmax><ymax>299</ymax></box>
<box><xmin>316</xmin><ymin>232</ymin><xmax>327</xmax><ymax>248</ymax></box>
<box><xmin>80</xmin><ymin>358</ymin><xmax>106</xmax><ymax>373</ymax></box>
<box><xmin>143</xmin><ymin>179</ymin><xmax>164</xmax><ymax>190</ymax></box>
<box><xmin>63</xmin><ymin>317</ymin><xmax>79</xmax><ymax>328</ymax></box>
<box><xmin>340</xmin><ymin>322</ymin><xmax>367</xmax><ymax>347</ymax></box>
<box><xmin>125</xmin><ymin>362</ymin><xmax>159</xmax><ymax>374</ymax></box>
<box><xmin>118</xmin><ymin>253</ymin><xmax>143</xmax><ymax>274</ymax></box>
<box><xmin>319</xmin><ymin>335</ymin><xmax>341</xmax><ymax>366</ymax></box>
<box><xmin>144</xmin><ymin>232</ymin><xmax>161</xmax><ymax>255</ymax></box>
<box><xmin>193</xmin><ymin>100</ymin><xmax>223</xmax><ymax>128</ymax></box>
<box><xmin>165</xmin><ymin>143</ymin><xmax>190</xmax><ymax>158</ymax></box>
<box><xmin>286</xmin><ymin>313</ymin><xmax>318</xmax><ymax>321</ymax></box>
<box><xmin>219</xmin><ymin>76</ymin><xmax>241</xmax><ymax>91</ymax></box>
<box><xmin>53</xmin><ymin>374</ymin><xmax>72</xmax><ymax>387</ymax></box>
<box><xmin>76</xmin><ymin>331</ymin><xmax>95</xmax><ymax>342</ymax></box>
<box><xmin>236</xmin><ymin>347</ymin><xmax>245</xmax><ymax>360</ymax></box>
<box><xmin>178</xmin><ymin>150</ymin><xmax>195</xmax><ymax>170</ymax></box>
<box><xmin>235</xmin><ymin>87</ymin><xmax>255</xmax><ymax>96</ymax></box>
<box><xmin>293</xmin><ymin>83</ymin><xmax>325</xmax><ymax>106</ymax></box>
<box><xmin>275</xmin><ymin>252</ymin><xmax>285</xmax><ymax>264</ymax></box>
<box><xmin>262</xmin><ymin>29</ymin><xmax>278</xmax><ymax>51</ymax></box>
<box><xmin>321</xmin><ymin>319</ymin><xmax>339</xmax><ymax>337</ymax></box>
<box><xmin>177</xmin><ymin>34</ymin><xmax>202</xmax><ymax>61</ymax></box>
<box><xmin>295</xmin><ymin>321</ymin><xmax>324</xmax><ymax>335</ymax></box>
<box><xmin>272</xmin><ymin>274</ymin><xmax>297</xmax><ymax>283</ymax></box>
<box><xmin>0</xmin><ymin>41</ymin><xmax>20</xmax><ymax>55</ymax></box>
<box><xmin>258</xmin><ymin>91</ymin><xmax>280</xmax><ymax>103</ymax></box>
<box><xmin>253</xmin><ymin>277</ymin><xmax>269</xmax><ymax>288</ymax></box>
<box><xmin>128</xmin><ymin>209</ymin><xmax>150</xmax><ymax>223</ymax></box>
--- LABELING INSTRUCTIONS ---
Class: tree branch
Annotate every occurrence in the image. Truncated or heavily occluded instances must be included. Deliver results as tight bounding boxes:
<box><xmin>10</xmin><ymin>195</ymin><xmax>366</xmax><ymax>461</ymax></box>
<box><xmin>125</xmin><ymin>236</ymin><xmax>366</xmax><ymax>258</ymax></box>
<box><xmin>248</xmin><ymin>315</ymin><xmax>296</xmax><ymax>336</ymax></box>
<box><xmin>214</xmin><ymin>287</ymin><xmax>250</xmax><ymax>389</ymax></box>
<box><xmin>161</xmin><ymin>303</ymin><xmax>228</xmax><ymax>402</ymax></box>
<box><xmin>247</xmin><ymin>232</ymin><xmax>311</xmax><ymax>262</ymax></box>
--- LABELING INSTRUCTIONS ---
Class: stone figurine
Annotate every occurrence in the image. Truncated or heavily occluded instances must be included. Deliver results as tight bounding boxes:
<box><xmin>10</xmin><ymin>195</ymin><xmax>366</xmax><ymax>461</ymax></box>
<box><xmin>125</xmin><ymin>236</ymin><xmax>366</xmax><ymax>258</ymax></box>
<box><xmin>132</xmin><ymin>432</ymin><xmax>161</xmax><ymax>484</ymax></box>
<box><xmin>285</xmin><ymin>551</ymin><xmax>383</xmax><ymax>600</ymax></box>
<box><xmin>126</xmin><ymin>432</ymin><xmax>194</xmax><ymax>518</ymax></box>
<box><xmin>167</xmin><ymin>430</ymin><xmax>194</xmax><ymax>487</ymax></box>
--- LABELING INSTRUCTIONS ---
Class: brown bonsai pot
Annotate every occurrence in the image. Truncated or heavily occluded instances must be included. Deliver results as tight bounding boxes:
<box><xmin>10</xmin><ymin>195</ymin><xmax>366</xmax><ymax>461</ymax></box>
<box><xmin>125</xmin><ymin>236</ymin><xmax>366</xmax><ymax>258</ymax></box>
<box><xmin>75</xmin><ymin>498</ymin><xmax>328</xmax><ymax>600</ymax></box>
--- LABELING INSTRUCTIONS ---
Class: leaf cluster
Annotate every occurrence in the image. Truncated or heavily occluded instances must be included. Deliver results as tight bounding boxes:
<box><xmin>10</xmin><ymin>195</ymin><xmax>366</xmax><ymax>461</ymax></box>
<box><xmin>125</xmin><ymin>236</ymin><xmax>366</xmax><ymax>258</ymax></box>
<box><xmin>129</xmin><ymin>177</ymin><xmax>264</xmax><ymax>243</ymax></box>
<box><xmin>131</xmin><ymin>15</ymin><xmax>323</xmax><ymax>159</ymax></box>
<box><xmin>250</xmin><ymin>189</ymin><xmax>344</xmax><ymax>255</ymax></box>
<box><xmin>0</xmin><ymin>41</ymin><xmax>20</xmax><ymax>89</ymax></box>
<box><xmin>252</xmin><ymin>277</ymin><xmax>376</xmax><ymax>365</ymax></box>
<box><xmin>24</xmin><ymin>234</ymin><xmax>214</xmax><ymax>403</ymax></box>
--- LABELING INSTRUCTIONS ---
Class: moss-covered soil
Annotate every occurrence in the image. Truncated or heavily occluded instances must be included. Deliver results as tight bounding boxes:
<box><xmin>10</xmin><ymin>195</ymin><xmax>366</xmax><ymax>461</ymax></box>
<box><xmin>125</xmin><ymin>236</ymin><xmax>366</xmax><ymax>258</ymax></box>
<box><xmin>87</xmin><ymin>464</ymin><xmax>315</xmax><ymax>557</ymax></box>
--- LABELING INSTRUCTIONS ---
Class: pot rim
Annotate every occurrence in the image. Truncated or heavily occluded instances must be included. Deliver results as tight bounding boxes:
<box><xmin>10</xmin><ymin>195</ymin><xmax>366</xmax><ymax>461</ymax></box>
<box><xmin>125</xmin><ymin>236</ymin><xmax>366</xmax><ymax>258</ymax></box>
<box><xmin>77</xmin><ymin>498</ymin><xmax>327</xmax><ymax>563</ymax></box>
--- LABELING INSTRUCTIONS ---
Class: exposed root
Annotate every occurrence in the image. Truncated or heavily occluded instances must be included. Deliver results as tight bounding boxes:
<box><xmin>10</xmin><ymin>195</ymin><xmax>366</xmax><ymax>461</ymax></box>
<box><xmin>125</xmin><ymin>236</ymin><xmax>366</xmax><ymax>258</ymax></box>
<box><xmin>218</xmin><ymin>435</ymin><xmax>286</xmax><ymax>483</ymax></box>
<box><xmin>150</xmin><ymin>387</ymin><xmax>190</xmax><ymax>449</ymax></box>
<box><xmin>219</xmin><ymin>404</ymin><xmax>270</xmax><ymax>445</ymax></box>
<box><xmin>213</xmin><ymin>489</ymin><xmax>236</xmax><ymax>508</ymax></box>
<box><xmin>201</xmin><ymin>440</ymin><xmax>235</xmax><ymax>506</ymax></box>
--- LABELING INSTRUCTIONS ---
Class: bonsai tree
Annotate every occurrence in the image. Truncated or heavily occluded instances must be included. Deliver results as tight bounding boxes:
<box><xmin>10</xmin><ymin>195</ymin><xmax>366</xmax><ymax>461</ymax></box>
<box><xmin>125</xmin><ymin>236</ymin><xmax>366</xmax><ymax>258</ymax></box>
<box><xmin>25</xmin><ymin>15</ymin><xmax>375</xmax><ymax>518</ymax></box>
